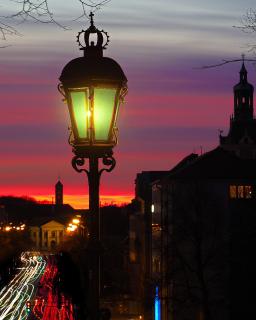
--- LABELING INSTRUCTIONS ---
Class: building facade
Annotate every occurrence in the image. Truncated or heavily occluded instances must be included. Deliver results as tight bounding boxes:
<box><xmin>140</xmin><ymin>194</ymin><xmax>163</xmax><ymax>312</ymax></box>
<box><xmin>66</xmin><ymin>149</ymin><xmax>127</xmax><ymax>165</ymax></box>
<box><xmin>150</xmin><ymin>63</ymin><xmax>256</xmax><ymax>320</ymax></box>
<box><xmin>129</xmin><ymin>171</ymin><xmax>168</xmax><ymax>319</ymax></box>
<box><xmin>29</xmin><ymin>219</ymin><xmax>66</xmax><ymax>251</ymax></box>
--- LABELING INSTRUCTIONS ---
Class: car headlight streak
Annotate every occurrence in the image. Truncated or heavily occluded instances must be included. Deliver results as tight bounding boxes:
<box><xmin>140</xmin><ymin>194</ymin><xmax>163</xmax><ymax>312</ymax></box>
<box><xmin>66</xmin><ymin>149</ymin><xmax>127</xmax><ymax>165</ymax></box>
<box><xmin>0</xmin><ymin>252</ymin><xmax>46</xmax><ymax>320</ymax></box>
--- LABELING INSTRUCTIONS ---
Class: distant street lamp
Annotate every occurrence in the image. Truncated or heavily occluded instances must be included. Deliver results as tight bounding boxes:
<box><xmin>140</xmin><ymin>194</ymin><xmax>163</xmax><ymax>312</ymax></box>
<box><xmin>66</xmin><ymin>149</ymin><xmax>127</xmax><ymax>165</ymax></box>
<box><xmin>58</xmin><ymin>12</ymin><xmax>127</xmax><ymax>320</ymax></box>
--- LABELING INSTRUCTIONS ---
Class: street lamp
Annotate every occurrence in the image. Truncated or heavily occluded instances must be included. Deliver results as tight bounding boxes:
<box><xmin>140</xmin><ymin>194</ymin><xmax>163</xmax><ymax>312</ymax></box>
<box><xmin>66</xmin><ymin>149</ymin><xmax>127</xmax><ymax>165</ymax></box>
<box><xmin>58</xmin><ymin>12</ymin><xmax>127</xmax><ymax>320</ymax></box>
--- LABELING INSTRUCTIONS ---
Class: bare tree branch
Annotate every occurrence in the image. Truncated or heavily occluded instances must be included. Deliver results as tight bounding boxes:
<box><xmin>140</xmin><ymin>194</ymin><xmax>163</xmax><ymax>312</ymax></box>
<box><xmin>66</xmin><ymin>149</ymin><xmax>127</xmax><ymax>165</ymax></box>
<box><xmin>75</xmin><ymin>0</ymin><xmax>111</xmax><ymax>21</ymax></box>
<box><xmin>197</xmin><ymin>58</ymin><xmax>256</xmax><ymax>69</ymax></box>
<box><xmin>0</xmin><ymin>21</ymin><xmax>20</xmax><ymax>40</ymax></box>
<box><xmin>0</xmin><ymin>0</ymin><xmax>112</xmax><ymax>45</ymax></box>
<box><xmin>7</xmin><ymin>0</ymin><xmax>68</xmax><ymax>30</ymax></box>
<box><xmin>233</xmin><ymin>9</ymin><xmax>256</xmax><ymax>54</ymax></box>
<box><xmin>238</xmin><ymin>9</ymin><xmax>256</xmax><ymax>33</ymax></box>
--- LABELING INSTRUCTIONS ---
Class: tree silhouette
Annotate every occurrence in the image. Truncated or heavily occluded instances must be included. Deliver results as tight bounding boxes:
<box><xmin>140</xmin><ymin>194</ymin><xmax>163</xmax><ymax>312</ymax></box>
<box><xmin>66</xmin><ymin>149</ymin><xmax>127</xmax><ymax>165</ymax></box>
<box><xmin>161</xmin><ymin>181</ymin><xmax>229</xmax><ymax>320</ymax></box>
<box><xmin>232</xmin><ymin>9</ymin><xmax>256</xmax><ymax>53</ymax></box>
<box><xmin>0</xmin><ymin>0</ymin><xmax>111</xmax><ymax>44</ymax></box>
<box><xmin>239</xmin><ymin>9</ymin><xmax>256</xmax><ymax>35</ymax></box>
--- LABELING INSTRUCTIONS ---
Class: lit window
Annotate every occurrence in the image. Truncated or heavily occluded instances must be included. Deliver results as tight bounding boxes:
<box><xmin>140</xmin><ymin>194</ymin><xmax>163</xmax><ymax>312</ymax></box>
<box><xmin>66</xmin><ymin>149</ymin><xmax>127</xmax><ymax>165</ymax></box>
<box><xmin>237</xmin><ymin>186</ymin><xmax>244</xmax><ymax>198</ymax></box>
<box><xmin>151</xmin><ymin>204</ymin><xmax>155</xmax><ymax>213</ymax></box>
<box><xmin>229</xmin><ymin>185</ymin><xmax>237</xmax><ymax>198</ymax></box>
<box><xmin>130</xmin><ymin>252</ymin><xmax>136</xmax><ymax>263</ymax></box>
<box><xmin>244</xmin><ymin>186</ymin><xmax>252</xmax><ymax>199</ymax></box>
<box><xmin>229</xmin><ymin>185</ymin><xmax>253</xmax><ymax>199</ymax></box>
<box><xmin>152</xmin><ymin>223</ymin><xmax>161</xmax><ymax>232</ymax></box>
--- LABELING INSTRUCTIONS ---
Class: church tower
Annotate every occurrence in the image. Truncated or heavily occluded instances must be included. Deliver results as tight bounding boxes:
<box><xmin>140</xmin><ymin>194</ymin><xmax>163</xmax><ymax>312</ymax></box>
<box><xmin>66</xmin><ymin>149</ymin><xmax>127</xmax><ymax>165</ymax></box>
<box><xmin>220</xmin><ymin>62</ymin><xmax>256</xmax><ymax>158</ymax></box>
<box><xmin>233</xmin><ymin>63</ymin><xmax>254</xmax><ymax>121</ymax></box>
<box><xmin>55</xmin><ymin>179</ymin><xmax>63</xmax><ymax>206</ymax></box>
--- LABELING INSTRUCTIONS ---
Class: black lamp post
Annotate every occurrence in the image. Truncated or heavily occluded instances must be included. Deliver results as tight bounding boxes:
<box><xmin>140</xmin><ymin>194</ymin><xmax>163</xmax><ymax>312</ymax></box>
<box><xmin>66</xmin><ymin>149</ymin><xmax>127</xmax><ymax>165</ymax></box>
<box><xmin>58</xmin><ymin>13</ymin><xmax>127</xmax><ymax>320</ymax></box>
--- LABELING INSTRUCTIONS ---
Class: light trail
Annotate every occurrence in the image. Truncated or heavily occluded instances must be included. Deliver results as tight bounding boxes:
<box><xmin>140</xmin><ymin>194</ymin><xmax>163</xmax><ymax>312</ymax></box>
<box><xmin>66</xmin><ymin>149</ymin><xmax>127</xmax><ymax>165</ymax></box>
<box><xmin>0</xmin><ymin>251</ymin><xmax>46</xmax><ymax>320</ymax></box>
<box><xmin>0</xmin><ymin>252</ymin><xmax>76</xmax><ymax>320</ymax></box>
<box><xmin>34</xmin><ymin>257</ymin><xmax>75</xmax><ymax>320</ymax></box>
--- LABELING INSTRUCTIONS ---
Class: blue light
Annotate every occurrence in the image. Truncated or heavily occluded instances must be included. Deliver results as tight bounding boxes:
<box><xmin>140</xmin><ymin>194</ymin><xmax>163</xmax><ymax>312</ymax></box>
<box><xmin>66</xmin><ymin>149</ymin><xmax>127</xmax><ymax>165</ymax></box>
<box><xmin>155</xmin><ymin>286</ymin><xmax>161</xmax><ymax>320</ymax></box>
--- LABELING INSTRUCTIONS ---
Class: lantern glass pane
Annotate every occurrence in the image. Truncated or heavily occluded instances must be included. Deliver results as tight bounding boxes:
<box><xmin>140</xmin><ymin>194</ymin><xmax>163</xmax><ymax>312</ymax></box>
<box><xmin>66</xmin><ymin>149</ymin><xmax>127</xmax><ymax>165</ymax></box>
<box><xmin>94</xmin><ymin>88</ymin><xmax>117</xmax><ymax>141</ymax></box>
<box><xmin>70</xmin><ymin>91</ymin><xmax>89</xmax><ymax>139</ymax></box>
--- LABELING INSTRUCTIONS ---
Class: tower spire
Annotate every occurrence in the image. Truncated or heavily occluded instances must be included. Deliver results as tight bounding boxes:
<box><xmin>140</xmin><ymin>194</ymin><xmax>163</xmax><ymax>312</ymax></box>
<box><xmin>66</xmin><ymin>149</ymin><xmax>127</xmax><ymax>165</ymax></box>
<box><xmin>240</xmin><ymin>55</ymin><xmax>248</xmax><ymax>83</ymax></box>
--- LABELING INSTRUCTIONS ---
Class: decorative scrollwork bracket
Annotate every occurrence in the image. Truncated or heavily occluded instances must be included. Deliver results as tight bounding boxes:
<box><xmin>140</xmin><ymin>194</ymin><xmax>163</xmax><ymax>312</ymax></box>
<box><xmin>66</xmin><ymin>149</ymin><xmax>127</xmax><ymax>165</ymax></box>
<box><xmin>99</xmin><ymin>154</ymin><xmax>116</xmax><ymax>177</ymax></box>
<box><xmin>72</xmin><ymin>152</ymin><xmax>116</xmax><ymax>179</ymax></box>
<box><xmin>72</xmin><ymin>156</ymin><xmax>89</xmax><ymax>175</ymax></box>
<box><xmin>58</xmin><ymin>83</ymin><xmax>66</xmax><ymax>102</ymax></box>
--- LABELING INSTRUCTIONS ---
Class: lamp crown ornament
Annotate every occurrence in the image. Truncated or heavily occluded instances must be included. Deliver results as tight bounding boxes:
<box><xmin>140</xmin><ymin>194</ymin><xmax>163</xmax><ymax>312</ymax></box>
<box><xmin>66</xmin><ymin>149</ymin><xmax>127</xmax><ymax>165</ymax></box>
<box><xmin>76</xmin><ymin>12</ymin><xmax>110</xmax><ymax>57</ymax></box>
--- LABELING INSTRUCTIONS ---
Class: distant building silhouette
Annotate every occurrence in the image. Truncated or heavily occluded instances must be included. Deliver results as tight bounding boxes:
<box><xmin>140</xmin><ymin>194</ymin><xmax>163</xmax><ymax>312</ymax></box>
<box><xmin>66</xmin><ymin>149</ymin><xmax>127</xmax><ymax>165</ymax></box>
<box><xmin>55</xmin><ymin>179</ymin><xmax>63</xmax><ymax>206</ymax></box>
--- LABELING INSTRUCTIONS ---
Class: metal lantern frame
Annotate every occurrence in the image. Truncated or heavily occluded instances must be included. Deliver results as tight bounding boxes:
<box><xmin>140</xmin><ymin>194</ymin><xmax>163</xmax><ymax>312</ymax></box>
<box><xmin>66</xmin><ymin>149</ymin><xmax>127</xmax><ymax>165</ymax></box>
<box><xmin>59</xmin><ymin>82</ymin><xmax>127</xmax><ymax>154</ymax></box>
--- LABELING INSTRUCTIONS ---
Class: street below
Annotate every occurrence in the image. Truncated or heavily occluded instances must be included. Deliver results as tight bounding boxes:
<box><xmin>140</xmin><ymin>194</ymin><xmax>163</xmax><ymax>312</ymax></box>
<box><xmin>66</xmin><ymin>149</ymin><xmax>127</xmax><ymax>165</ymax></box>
<box><xmin>0</xmin><ymin>252</ymin><xmax>46</xmax><ymax>320</ymax></box>
<box><xmin>0</xmin><ymin>252</ymin><xmax>75</xmax><ymax>320</ymax></box>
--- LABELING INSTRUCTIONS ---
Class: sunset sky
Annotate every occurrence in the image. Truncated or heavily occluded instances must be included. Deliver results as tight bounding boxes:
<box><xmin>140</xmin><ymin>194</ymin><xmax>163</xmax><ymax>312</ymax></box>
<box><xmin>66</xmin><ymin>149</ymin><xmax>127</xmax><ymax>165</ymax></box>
<box><xmin>0</xmin><ymin>0</ymin><xmax>256</xmax><ymax>208</ymax></box>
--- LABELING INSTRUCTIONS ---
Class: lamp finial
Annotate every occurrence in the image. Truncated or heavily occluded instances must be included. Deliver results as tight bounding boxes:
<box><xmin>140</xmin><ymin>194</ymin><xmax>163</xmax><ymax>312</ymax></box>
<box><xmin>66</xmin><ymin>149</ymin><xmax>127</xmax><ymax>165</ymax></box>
<box><xmin>89</xmin><ymin>12</ymin><xmax>95</xmax><ymax>27</ymax></box>
<box><xmin>76</xmin><ymin>13</ymin><xmax>110</xmax><ymax>57</ymax></box>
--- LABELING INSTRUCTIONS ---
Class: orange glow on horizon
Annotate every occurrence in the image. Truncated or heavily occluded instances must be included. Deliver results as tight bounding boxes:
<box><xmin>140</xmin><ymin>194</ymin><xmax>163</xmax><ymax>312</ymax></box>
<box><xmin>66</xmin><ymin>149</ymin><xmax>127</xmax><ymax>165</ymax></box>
<box><xmin>32</xmin><ymin>194</ymin><xmax>133</xmax><ymax>209</ymax></box>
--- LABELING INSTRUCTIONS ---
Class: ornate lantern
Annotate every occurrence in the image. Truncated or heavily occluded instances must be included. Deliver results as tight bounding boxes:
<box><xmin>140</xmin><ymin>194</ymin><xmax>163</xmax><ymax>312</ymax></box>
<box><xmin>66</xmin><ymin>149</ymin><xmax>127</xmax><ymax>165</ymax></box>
<box><xmin>59</xmin><ymin>13</ymin><xmax>127</xmax><ymax>157</ymax></box>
